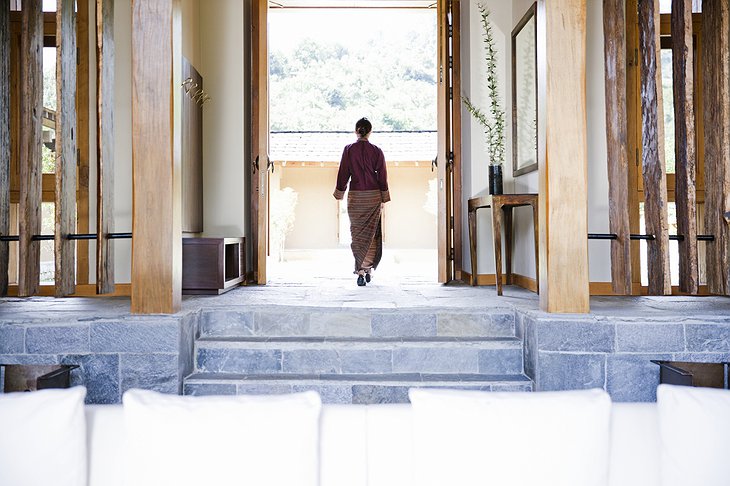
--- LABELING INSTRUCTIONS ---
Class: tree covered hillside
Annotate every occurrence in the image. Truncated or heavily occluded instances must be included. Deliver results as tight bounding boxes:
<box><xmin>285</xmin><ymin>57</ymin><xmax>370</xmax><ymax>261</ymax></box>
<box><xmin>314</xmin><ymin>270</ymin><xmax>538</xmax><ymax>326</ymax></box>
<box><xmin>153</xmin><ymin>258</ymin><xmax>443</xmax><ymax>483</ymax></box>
<box><xmin>269</xmin><ymin>10</ymin><xmax>437</xmax><ymax>132</ymax></box>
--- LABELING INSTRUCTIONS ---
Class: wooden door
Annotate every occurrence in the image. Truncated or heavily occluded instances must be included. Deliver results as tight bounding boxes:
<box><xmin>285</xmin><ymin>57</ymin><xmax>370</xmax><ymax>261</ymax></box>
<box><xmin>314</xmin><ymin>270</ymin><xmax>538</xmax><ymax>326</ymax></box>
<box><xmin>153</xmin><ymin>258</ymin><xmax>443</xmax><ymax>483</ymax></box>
<box><xmin>251</xmin><ymin>0</ymin><xmax>269</xmax><ymax>285</ymax></box>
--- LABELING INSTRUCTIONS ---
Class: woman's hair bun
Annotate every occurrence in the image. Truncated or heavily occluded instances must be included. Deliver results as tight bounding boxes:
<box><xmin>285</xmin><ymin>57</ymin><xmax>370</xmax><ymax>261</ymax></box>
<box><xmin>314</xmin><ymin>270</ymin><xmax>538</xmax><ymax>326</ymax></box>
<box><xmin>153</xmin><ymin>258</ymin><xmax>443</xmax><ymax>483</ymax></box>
<box><xmin>356</xmin><ymin>117</ymin><xmax>372</xmax><ymax>137</ymax></box>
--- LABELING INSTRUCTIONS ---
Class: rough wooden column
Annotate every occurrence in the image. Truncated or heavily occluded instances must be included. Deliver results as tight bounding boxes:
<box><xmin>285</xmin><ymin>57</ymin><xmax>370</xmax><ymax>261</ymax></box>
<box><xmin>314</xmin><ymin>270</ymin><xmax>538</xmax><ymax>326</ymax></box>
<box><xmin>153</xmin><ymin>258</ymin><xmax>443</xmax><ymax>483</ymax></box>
<box><xmin>0</xmin><ymin>1</ymin><xmax>9</xmax><ymax>296</ymax></box>
<box><xmin>603</xmin><ymin>0</ymin><xmax>632</xmax><ymax>295</ymax></box>
<box><xmin>76</xmin><ymin>0</ymin><xmax>90</xmax><ymax>285</ymax></box>
<box><xmin>672</xmin><ymin>0</ymin><xmax>698</xmax><ymax>294</ymax></box>
<box><xmin>537</xmin><ymin>0</ymin><xmax>590</xmax><ymax>313</ymax></box>
<box><xmin>96</xmin><ymin>0</ymin><xmax>114</xmax><ymax>294</ymax></box>
<box><xmin>131</xmin><ymin>0</ymin><xmax>182</xmax><ymax>314</ymax></box>
<box><xmin>703</xmin><ymin>0</ymin><xmax>730</xmax><ymax>295</ymax></box>
<box><xmin>18</xmin><ymin>0</ymin><xmax>43</xmax><ymax>297</ymax></box>
<box><xmin>54</xmin><ymin>0</ymin><xmax>78</xmax><ymax>297</ymax></box>
<box><xmin>638</xmin><ymin>0</ymin><xmax>671</xmax><ymax>295</ymax></box>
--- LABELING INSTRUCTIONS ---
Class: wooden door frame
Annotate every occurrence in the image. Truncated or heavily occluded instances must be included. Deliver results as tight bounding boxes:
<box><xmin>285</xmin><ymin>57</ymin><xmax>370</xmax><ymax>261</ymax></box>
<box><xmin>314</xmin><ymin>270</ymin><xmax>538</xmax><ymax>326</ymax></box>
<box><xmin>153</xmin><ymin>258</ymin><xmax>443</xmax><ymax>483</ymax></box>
<box><xmin>249</xmin><ymin>1</ymin><xmax>462</xmax><ymax>284</ymax></box>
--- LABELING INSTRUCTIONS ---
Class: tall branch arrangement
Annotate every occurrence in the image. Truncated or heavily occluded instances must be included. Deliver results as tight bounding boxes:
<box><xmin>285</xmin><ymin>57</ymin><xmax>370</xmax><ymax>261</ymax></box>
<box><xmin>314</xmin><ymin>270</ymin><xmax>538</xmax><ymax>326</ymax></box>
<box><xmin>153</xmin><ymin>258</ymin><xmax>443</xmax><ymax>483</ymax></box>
<box><xmin>462</xmin><ymin>4</ymin><xmax>505</xmax><ymax>166</ymax></box>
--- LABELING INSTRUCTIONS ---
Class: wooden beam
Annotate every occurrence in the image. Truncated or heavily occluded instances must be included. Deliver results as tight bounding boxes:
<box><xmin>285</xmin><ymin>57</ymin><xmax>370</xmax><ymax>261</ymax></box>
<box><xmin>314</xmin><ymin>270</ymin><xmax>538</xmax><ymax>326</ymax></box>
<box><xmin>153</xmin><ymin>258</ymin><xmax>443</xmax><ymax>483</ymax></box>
<box><xmin>131</xmin><ymin>0</ymin><xmax>182</xmax><ymax>314</ymax></box>
<box><xmin>18</xmin><ymin>0</ymin><xmax>43</xmax><ymax>297</ymax></box>
<box><xmin>251</xmin><ymin>0</ymin><xmax>268</xmax><ymax>285</ymax></box>
<box><xmin>603</xmin><ymin>0</ymin><xmax>632</xmax><ymax>295</ymax></box>
<box><xmin>436</xmin><ymin>0</ymin><xmax>449</xmax><ymax>283</ymax></box>
<box><xmin>76</xmin><ymin>0</ymin><xmax>90</xmax><ymax>285</ymax></box>
<box><xmin>0</xmin><ymin>1</ymin><xmax>9</xmax><ymax>296</ymax></box>
<box><xmin>54</xmin><ymin>0</ymin><xmax>77</xmax><ymax>297</ymax></box>
<box><xmin>671</xmin><ymin>0</ymin><xmax>699</xmax><ymax>294</ymax></box>
<box><xmin>638</xmin><ymin>0</ymin><xmax>671</xmax><ymax>295</ymax></box>
<box><xmin>537</xmin><ymin>0</ymin><xmax>590</xmax><ymax>313</ymax></box>
<box><xmin>452</xmin><ymin>0</ymin><xmax>462</xmax><ymax>278</ymax></box>
<box><xmin>96</xmin><ymin>0</ymin><xmax>114</xmax><ymax>294</ymax></box>
<box><xmin>703</xmin><ymin>0</ymin><xmax>730</xmax><ymax>295</ymax></box>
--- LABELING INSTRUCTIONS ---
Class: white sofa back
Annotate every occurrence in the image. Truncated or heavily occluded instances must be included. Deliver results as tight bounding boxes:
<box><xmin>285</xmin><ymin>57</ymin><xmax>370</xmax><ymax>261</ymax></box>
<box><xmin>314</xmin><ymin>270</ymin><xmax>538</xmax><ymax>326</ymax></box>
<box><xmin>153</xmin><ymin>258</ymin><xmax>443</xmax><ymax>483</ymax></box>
<box><xmin>85</xmin><ymin>402</ymin><xmax>661</xmax><ymax>486</ymax></box>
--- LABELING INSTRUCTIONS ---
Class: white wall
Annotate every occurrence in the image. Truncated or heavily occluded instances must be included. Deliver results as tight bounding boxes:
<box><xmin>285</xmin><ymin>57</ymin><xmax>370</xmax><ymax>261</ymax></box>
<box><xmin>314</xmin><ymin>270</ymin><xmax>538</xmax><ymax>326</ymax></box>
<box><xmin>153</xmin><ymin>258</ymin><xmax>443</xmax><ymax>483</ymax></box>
<box><xmin>461</xmin><ymin>0</ymin><xmax>612</xmax><ymax>283</ymax></box>
<box><xmin>200</xmin><ymin>0</ymin><xmax>249</xmax><ymax>244</ymax></box>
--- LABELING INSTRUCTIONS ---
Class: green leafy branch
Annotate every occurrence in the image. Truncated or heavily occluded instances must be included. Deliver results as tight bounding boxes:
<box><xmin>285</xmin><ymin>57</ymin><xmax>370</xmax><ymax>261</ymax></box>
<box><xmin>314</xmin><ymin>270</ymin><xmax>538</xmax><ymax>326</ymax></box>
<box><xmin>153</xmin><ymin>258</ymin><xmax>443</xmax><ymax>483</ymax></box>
<box><xmin>462</xmin><ymin>3</ymin><xmax>505</xmax><ymax>166</ymax></box>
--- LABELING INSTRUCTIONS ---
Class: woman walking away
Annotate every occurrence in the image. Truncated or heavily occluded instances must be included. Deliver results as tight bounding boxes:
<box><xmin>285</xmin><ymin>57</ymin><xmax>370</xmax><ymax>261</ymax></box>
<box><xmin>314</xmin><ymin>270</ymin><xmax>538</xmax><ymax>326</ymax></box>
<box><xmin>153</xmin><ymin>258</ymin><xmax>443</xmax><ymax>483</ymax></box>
<box><xmin>333</xmin><ymin>118</ymin><xmax>391</xmax><ymax>286</ymax></box>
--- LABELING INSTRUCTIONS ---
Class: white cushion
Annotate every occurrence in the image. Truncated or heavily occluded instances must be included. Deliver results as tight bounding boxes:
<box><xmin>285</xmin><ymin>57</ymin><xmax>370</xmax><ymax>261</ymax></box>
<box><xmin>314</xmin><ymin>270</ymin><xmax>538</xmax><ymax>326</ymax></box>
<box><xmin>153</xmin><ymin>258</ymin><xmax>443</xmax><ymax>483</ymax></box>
<box><xmin>657</xmin><ymin>384</ymin><xmax>730</xmax><ymax>486</ymax></box>
<box><xmin>408</xmin><ymin>388</ymin><xmax>612</xmax><ymax>486</ymax></box>
<box><xmin>122</xmin><ymin>389</ymin><xmax>322</xmax><ymax>486</ymax></box>
<box><xmin>608</xmin><ymin>403</ymin><xmax>661</xmax><ymax>486</ymax></box>
<box><xmin>0</xmin><ymin>386</ymin><xmax>87</xmax><ymax>486</ymax></box>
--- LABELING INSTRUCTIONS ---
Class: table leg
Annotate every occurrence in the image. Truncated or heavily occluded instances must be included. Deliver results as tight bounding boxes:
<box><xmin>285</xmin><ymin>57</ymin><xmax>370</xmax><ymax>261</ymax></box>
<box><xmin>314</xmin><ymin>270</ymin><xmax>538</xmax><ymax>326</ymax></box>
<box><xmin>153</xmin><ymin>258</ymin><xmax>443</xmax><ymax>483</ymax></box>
<box><xmin>504</xmin><ymin>206</ymin><xmax>514</xmax><ymax>285</ymax></box>
<box><xmin>468</xmin><ymin>208</ymin><xmax>478</xmax><ymax>286</ymax></box>
<box><xmin>532</xmin><ymin>201</ymin><xmax>540</xmax><ymax>294</ymax></box>
<box><xmin>492</xmin><ymin>203</ymin><xmax>503</xmax><ymax>296</ymax></box>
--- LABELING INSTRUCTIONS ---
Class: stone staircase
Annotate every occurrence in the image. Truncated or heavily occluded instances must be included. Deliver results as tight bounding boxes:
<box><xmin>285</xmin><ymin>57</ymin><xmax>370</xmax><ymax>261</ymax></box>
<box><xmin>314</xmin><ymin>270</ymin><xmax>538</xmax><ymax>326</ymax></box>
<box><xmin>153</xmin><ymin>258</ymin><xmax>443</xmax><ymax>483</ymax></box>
<box><xmin>183</xmin><ymin>305</ymin><xmax>532</xmax><ymax>403</ymax></box>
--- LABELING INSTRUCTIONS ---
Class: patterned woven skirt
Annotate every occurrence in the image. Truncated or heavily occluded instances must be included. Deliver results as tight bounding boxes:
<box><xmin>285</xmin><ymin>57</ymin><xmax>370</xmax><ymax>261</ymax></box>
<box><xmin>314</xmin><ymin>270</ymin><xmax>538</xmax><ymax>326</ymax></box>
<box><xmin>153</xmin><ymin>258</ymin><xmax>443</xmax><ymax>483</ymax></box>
<box><xmin>347</xmin><ymin>190</ymin><xmax>383</xmax><ymax>274</ymax></box>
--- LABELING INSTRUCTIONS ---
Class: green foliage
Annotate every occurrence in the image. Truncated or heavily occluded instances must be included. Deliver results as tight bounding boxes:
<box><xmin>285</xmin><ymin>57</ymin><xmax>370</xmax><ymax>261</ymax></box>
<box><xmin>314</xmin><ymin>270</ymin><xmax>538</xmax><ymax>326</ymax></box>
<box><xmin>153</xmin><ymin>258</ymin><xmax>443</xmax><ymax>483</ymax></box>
<box><xmin>269</xmin><ymin>27</ymin><xmax>437</xmax><ymax>132</ymax></box>
<box><xmin>462</xmin><ymin>4</ymin><xmax>505</xmax><ymax>166</ymax></box>
<box><xmin>42</xmin><ymin>144</ymin><xmax>55</xmax><ymax>173</ymax></box>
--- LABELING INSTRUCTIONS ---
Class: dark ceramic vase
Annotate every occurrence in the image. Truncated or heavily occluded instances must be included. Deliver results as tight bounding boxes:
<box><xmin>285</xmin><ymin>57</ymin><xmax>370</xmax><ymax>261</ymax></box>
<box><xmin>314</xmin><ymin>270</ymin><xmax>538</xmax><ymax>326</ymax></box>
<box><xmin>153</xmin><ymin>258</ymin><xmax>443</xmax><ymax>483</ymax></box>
<box><xmin>489</xmin><ymin>164</ymin><xmax>503</xmax><ymax>195</ymax></box>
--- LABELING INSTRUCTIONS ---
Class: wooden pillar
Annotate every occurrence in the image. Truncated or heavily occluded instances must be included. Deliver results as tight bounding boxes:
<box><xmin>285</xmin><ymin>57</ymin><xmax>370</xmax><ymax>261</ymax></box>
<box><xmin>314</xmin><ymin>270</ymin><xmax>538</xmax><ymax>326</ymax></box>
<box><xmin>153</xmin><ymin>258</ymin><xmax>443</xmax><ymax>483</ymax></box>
<box><xmin>603</xmin><ymin>0</ymin><xmax>632</xmax><ymax>295</ymax></box>
<box><xmin>672</xmin><ymin>0</ymin><xmax>699</xmax><ymax>294</ymax></box>
<box><xmin>452</xmin><ymin>0</ymin><xmax>463</xmax><ymax>279</ymax></box>
<box><xmin>18</xmin><ymin>0</ymin><xmax>43</xmax><ymax>297</ymax></box>
<box><xmin>703</xmin><ymin>0</ymin><xmax>730</xmax><ymax>295</ymax></box>
<box><xmin>131</xmin><ymin>0</ymin><xmax>182</xmax><ymax>314</ymax></box>
<box><xmin>638</xmin><ymin>0</ymin><xmax>671</xmax><ymax>295</ymax></box>
<box><xmin>251</xmin><ymin>0</ymin><xmax>268</xmax><ymax>285</ymax></box>
<box><xmin>54</xmin><ymin>0</ymin><xmax>78</xmax><ymax>297</ymax></box>
<box><xmin>77</xmin><ymin>0</ymin><xmax>90</xmax><ymax>285</ymax></box>
<box><xmin>0</xmin><ymin>1</ymin><xmax>9</xmax><ymax>296</ymax></box>
<box><xmin>96</xmin><ymin>0</ymin><xmax>114</xmax><ymax>294</ymax></box>
<box><xmin>537</xmin><ymin>0</ymin><xmax>590</xmax><ymax>313</ymax></box>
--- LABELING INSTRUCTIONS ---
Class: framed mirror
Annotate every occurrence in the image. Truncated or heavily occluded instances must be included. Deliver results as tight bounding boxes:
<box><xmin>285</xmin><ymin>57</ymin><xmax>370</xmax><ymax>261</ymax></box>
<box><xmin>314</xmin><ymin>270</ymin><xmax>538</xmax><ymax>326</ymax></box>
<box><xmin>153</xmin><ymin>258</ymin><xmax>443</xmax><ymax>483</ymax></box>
<box><xmin>512</xmin><ymin>3</ymin><xmax>538</xmax><ymax>177</ymax></box>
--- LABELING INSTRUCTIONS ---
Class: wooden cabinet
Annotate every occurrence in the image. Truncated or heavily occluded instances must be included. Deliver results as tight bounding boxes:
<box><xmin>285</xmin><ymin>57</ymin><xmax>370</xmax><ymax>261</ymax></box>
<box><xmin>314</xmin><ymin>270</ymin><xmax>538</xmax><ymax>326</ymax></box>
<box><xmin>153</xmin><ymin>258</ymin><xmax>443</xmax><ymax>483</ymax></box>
<box><xmin>182</xmin><ymin>237</ymin><xmax>245</xmax><ymax>294</ymax></box>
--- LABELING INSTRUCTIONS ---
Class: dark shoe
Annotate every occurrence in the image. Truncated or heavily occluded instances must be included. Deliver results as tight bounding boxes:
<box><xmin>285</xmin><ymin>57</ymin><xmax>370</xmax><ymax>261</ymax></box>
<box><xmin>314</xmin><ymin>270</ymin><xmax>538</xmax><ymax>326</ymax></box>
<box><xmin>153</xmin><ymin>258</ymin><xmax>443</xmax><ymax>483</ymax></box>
<box><xmin>357</xmin><ymin>275</ymin><xmax>366</xmax><ymax>286</ymax></box>
<box><xmin>365</xmin><ymin>273</ymin><xmax>371</xmax><ymax>283</ymax></box>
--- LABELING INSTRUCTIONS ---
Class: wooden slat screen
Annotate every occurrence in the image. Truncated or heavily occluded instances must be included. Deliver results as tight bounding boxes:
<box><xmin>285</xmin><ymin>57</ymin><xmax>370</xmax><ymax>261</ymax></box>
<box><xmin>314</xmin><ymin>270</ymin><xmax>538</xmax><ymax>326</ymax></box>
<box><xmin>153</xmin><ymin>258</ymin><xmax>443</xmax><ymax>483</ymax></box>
<box><xmin>54</xmin><ymin>0</ymin><xmax>77</xmax><ymax>297</ymax></box>
<box><xmin>18</xmin><ymin>0</ymin><xmax>42</xmax><ymax>297</ymax></box>
<box><xmin>671</xmin><ymin>0</ymin><xmax>699</xmax><ymax>294</ymax></box>
<box><xmin>638</xmin><ymin>0</ymin><xmax>671</xmax><ymax>295</ymax></box>
<box><xmin>603</xmin><ymin>0</ymin><xmax>632</xmax><ymax>295</ymax></box>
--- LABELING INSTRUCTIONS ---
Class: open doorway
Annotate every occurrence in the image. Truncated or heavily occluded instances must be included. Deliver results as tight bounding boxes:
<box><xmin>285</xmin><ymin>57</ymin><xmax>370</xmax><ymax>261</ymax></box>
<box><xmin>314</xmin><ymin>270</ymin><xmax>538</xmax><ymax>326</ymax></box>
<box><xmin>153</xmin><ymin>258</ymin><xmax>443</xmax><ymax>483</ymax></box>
<box><xmin>251</xmin><ymin>0</ymin><xmax>461</xmax><ymax>286</ymax></box>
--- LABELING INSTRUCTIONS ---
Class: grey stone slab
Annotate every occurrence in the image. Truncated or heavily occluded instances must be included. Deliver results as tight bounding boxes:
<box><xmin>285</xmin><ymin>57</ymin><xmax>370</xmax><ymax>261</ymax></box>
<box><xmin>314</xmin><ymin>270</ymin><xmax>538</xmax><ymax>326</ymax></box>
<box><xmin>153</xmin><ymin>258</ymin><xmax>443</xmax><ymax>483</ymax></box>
<box><xmin>372</xmin><ymin>313</ymin><xmax>437</xmax><ymax>337</ymax></box>
<box><xmin>606</xmin><ymin>354</ymin><xmax>673</xmax><ymax>402</ymax></box>
<box><xmin>237</xmin><ymin>383</ymin><xmax>293</xmax><ymax>395</ymax></box>
<box><xmin>685</xmin><ymin>324</ymin><xmax>730</xmax><ymax>352</ymax></box>
<box><xmin>392</xmin><ymin>348</ymin><xmax>479</xmax><ymax>373</ymax></box>
<box><xmin>490</xmin><ymin>382</ymin><xmax>533</xmax><ymax>392</ymax></box>
<box><xmin>199</xmin><ymin>310</ymin><xmax>254</xmax><ymax>337</ymax></box>
<box><xmin>254</xmin><ymin>311</ymin><xmax>310</xmax><ymax>336</ymax></box>
<box><xmin>184</xmin><ymin>382</ymin><xmax>238</xmax><ymax>396</ymax></box>
<box><xmin>61</xmin><ymin>354</ymin><xmax>120</xmax><ymax>404</ymax></box>
<box><xmin>121</xmin><ymin>353</ymin><xmax>179</xmax><ymax>395</ymax></box>
<box><xmin>0</xmin><ymin>354</ymin><xmax>60</xmax><ymax>365</ymax></box>
<box><xmin>437</xmin><ymin>313</ymin><xmax>514</xmax><ymax>337</ymax></box>
<box><xmin>524</xmin><ymin>317</ymin><xmax>537</xmax><ymax>380</ymax></box>
<box><xmin>671</xmin><ymin>352</ymin><xmax>730</xmax><ymax>363</ymax></box>
<box><xmin>340</xmin><ymin>349</ymin><xmax>392</xmax><ymax>374</ymax></box>
<box><xmin>478</xmin><ymin>348</ymin><xmax>523</xmax><ymax>374</ymax></box>
<box><xmin>536</xmin><ymin>320</ymin><xmax>615</xmax><ymax>353</ymax></box>
<box><xmin>26</xmin><ymin>325</ymin><xmax>90</xmax><ymax>354</ymax></box>
<box><xmin>537</xmin><ymin>352</ymin><xmax>606</xmax><ymax>392</ymax></box>
<box><xmin>616</xmin><ymin>323</ymin><xmax>685</xmax><ymax>353</ymax></box>
<box><xmin>515</xmin><ymin>312</ymin><xmax>525</xmax><ymax>340</ymax></box>
<box><xmin>0</xmin><ymin>325</ymin><xmax>24</xmax><ymax>353</ymax></box>
<box><xmin>197</xmin><ymin>348</ymin><xmax>282</xmax><ymax>374</ymax></box>
<box><xmin>91</xmin><ymin>321</ymin><xmax>179</xmax><ymax>353</ymax></box>
<box><xmin>309</xmin><ymin>312</ymin><xmax>372</xmax><ymax>337</ymax></box>
<box><xmin>292</xmin><ymin>384</ymin><xmax>353</xmax><ymax>404</ymax></box>
<box><xmin>352</xmin><ymin>385</ymin><xmax>410</xmax><ymax>404</ymax></box>
<box><xmin>282</xmin><ymin>349</ymin><xmax>341</xmax><ymax>374</ymax></box>
<box><xmin>178</xmin><ymin>313</ymin><xmax>199</xmax><ymax>390</ymax></box>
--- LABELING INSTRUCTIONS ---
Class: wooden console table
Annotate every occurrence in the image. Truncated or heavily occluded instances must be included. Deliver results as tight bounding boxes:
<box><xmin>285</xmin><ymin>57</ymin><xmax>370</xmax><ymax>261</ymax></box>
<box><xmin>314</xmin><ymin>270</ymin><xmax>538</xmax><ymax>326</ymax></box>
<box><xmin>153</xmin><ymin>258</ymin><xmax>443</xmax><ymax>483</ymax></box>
<box><xmin>467</xmin><ymin>194</ymin><xmax>539</xmax><ymax>295</ymax></box>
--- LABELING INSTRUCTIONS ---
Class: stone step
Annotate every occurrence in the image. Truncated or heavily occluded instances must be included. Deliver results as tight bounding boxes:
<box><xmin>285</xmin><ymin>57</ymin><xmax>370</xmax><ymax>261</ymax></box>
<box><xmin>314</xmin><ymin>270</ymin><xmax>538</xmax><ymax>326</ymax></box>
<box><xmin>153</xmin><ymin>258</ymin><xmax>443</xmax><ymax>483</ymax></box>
<box><xmin>183</xmin><ymin>372</ymin><xmax>534</xmax><ymax>404</ymax></box>
<box><xmin>198</xmin><ymin>306</ymin><xmax>516</xmax><ymax>339</ymax></box>
<box><xmin>195</xmin><ymin>337</ymin><xmax>524</xmax><ymax>375</ymax></box>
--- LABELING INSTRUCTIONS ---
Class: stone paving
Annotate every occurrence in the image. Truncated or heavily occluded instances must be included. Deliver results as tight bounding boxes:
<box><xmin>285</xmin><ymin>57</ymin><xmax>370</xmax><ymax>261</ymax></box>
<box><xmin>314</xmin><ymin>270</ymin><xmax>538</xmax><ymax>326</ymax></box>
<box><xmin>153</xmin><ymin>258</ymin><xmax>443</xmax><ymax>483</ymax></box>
<box><xmin>1</xmin><ymin>271</ymin><xmax>729</xmax><ymax>403</ymax></box>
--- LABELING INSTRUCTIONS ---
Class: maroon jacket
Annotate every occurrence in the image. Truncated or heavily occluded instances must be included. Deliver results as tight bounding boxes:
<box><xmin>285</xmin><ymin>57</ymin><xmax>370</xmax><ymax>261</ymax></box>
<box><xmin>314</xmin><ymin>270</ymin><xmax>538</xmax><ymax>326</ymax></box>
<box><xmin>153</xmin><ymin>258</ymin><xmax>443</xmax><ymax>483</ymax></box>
<box><xmin>333</xmin><ymin>139</ymin><xmax>391</xmax><ymax>202</ymax></box>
